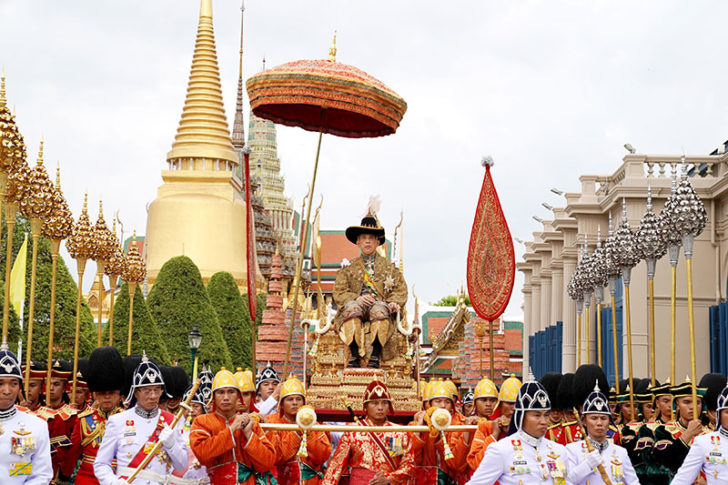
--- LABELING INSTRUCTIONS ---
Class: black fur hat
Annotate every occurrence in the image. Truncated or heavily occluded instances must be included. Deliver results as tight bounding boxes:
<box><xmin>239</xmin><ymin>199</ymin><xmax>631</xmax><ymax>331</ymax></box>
<box><xmin>539</xmin><ymin>372</ymin><xmax>563</xmax><ymax>410</ymax></box>
<box><xmin>573</xmin><ymin>365</ymin><xmax>609</xmax><ymax>408</ymax></box>
<box><xmin>699</xmin><ymin>373</ymin><xmax>727</xmax><ymax>411</ymax></box>
<box><xmin>167</xmin><ymin>366</ymin><xmax>189</xmax><ymax>399</ymax></box>
<box><xmin>557</xmin><ymin>373</ymin><xmax>577</xmax><ymax>411</ymax></box>
<box><xmin>86</xmin><ymin>347</ymin><xmax>125</xmax><ymax>393</ymax></box>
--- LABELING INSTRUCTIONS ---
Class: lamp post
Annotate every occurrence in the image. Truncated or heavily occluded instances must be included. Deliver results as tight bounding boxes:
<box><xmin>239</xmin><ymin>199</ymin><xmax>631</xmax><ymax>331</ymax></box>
<box><xmin>188</xmin><ymin>325</ymin><xmax>202</xmax><ymax>382</ymax></box>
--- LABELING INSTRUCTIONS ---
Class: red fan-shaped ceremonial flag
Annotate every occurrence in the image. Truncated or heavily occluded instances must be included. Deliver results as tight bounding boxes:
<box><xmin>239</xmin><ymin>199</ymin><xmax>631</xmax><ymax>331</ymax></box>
<box><xmin>466</xmin><ymin>158</ymin><xmax>516</xmax><ymax>321</ymax></box>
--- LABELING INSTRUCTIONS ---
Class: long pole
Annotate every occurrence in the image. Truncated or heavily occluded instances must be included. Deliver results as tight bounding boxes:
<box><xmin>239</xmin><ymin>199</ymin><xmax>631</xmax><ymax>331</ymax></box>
<box><xmin>489</xmin><ymin>320</ymin><xmax>494</xmax><ymax>380</ymax></box>
<box><xmin>609</xmin><ymin>276</ymin><xmax>620</xmax><ymax>394</ymax></box>
<box><xmin>668</xmin><ymin>244</ymin><xmax>679</xmax><ymax>421</ymax></box>
<box><xmin>648</xmin><ymin>277</ymin><xmax>656</xmax><ymax>387</ymax></box>
<box><xmin>596</xmin><ymin>303</ymin><xmax>602</xmax><ymax>367</ymax></box>
<box><xmin>283</xmin><ymin>131</ymin><xmax>323</xmax><ymax>377</ymax></box>
<box><xmin>45</xmin><ymin>240</ymin><xmax>60</xmax><ymax>393</ymax></box>
<box><xmin>683</xmin><ymin>234</ymin><xmax>698</xmax><ymax>418</ymax></box>
<box><xmin>623</xmin><ymin>268</ymin><xmax>635</xmax><ymax>421</ymax></box>
<box><xmin>127</xmin><ymin>281</ymin><xmax>138</xmax><ymax>356</ymax></box>
<box><xmin>576</xmin><ymin>305</ymin><xmax>582</xmax><ymax>367</ymax></box>
<box><xmin>71</xmin><ymin>258</ymin><xmax>87</xmax><ymax>402</ymax></box>
<box><xmin>23</xmin><ymin>219</ymin><xmax>42</xmax><ymax>397</ymax></box>
<box><xmin>585</xmin><ymin>298</ymin><xmax>591</xmax><ymax>365</ymax></box>
<box><xmin>259</xmin><ymin>423</ymin><xmax>477</xmax><ymax>433</ymax></box>
<box><xmin>107</xmin><ymin>274</ymin><xmax>117</xmax><ymax>346</ymax></box>
<box><xmin>2</xmin><ymin>202</ymin><xmax>17</xmax><ymax>342</ymax></box>
<box><xmin>96</xmin><ymin>263</ymin><xmax>105</xmax><ymax>347</ymax></box>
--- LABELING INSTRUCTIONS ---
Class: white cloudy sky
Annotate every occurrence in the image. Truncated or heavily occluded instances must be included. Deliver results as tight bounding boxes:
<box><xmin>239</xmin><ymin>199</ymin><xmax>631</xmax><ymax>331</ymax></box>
<box><xmin>2</xmin><ymin>0</ymin><xmax>728</xmax><ymax>320</ymax></box>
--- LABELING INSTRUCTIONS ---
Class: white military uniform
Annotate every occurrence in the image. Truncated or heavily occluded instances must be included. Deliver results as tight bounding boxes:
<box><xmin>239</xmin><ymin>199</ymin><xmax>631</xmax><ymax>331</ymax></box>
<box><xmin>566</xmin><ymin>439</ymin><xmax>639</xmax><ymax>485</ymax></box>
<box><xmin>671</xmin><ymin>429</ymin><xmax>728</xmax><ymax>484</ymax></box>
<box><xmin>94</xmin><ymin>406</ymin><xmax>188</xmax><ymax>485</ymax></box>
<box><xmin>0</xmin><ymin>406</ymin><xmax>52</xmax><ymax>484</ymax></box>
<box><xmin>167</xmin><ymin>427</ymin><xmax>210</xmax><ymax>485</ymax></box>
<box><xmin>467</xmin><ymin>430</ymin><xmax>569</xmax><ymax>485</ymax></box>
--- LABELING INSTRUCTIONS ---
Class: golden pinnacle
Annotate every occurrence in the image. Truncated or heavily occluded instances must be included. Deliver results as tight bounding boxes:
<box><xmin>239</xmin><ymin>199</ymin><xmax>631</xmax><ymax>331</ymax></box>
<box><xmin>328</xmin><ymin>30</ymin><xmax>337</xmax><ymax>62</ymax></box>
<box><xmin>0</xmin><ymin>67</ymin><xmax>6</xmax><ymax>107</ymax></box>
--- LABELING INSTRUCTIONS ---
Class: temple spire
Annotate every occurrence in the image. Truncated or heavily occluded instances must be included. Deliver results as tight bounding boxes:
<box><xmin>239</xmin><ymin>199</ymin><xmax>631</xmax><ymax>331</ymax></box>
<box><xmin>231</xmin><ymin>1</ymin><xmax>246</xmax><ymax>151</ymax></box>
<box><xmin>166</xmin><ymin>0</ymin><xmax>237</xmax><ymax>166</ymax></box>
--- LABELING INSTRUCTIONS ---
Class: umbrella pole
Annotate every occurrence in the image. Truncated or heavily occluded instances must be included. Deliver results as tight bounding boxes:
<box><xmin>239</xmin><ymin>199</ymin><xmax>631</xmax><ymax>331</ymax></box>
<box><xmin>577</xmin><ymin>305</ymin><xmax>582</xmax><ymax>367</ymax></box>
<box><xmin>609</xmin><ymin>276</ymin><xmax>620</xmax><ymax>394</ymax></box>
<box><xmin>284</xmin><ymin>131</ymin><xmax>323</xmax><ymax>376</ymax></box>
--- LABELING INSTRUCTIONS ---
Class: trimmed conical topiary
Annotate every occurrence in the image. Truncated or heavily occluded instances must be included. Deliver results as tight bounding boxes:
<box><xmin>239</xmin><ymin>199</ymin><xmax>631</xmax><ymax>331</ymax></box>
<box><xmin>147</xmin><ymin>256</ymin><xmax>232</xmax><ymax>370</ymax></box>
<box><xmin>207</xmin><ymin>271</ymin><xmax>252</xmax><ymax>368</ymax></box>
<box><xmin>1</xmin><ymin>215</ymin><xmax>96</xmax><ymax>359</ymax></box>
<box><xmin>102</xmin><ymin>282</ymin><xmax>170</xmax><ymax>363</ymax></box>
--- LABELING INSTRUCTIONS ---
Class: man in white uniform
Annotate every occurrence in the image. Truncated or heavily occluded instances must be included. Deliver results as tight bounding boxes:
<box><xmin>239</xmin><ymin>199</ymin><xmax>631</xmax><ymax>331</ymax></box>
<box><xmin>467</xmin><ymin>379</ymin><xmax>569</xmax><ymax>484</ymax></box>
<box><xmin>566</xmin><ymin>382</ymin><xmax>639</xmax><ymax>484</ymax></box>
<box><xmin>94</xmin><ymin>354</ymin><xmax>187</xmax><ymax>485</ymax></box>
<box><xmin>671</xmin><ymin>383</ymin><xmax>728</xmax><ymax>484</ymax></box>
<box><xmin>0</xmin><ymin>343</ymin><xmax>52</xmax><ymax>484</ymax></box>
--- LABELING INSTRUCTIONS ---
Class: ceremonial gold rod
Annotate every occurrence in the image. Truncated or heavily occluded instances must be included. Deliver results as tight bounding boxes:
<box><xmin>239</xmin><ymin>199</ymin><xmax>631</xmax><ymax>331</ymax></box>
<box><xmin>670</xmin><ymin>263</ymin><xmax>677</xmax><ymax>421</ymax></box>
<box><xmin>596</xmin><ymin>302</ymin><xmax>602</xmax><ymax>367</ymax></box>
<box><xmin>259</xmin><ymin>423</ymin><xmax>477</xmax><ymax>433</ymax></box>
<box><xmin>648</xmin><ymin>277</ymin><xmax>656</xmax><ymax>386</ymax></box>
<box><xmin>685</xmin><ymin>256</ymin><xmax>698</xmax><ymax>418</ymax></box>
<box><xmin>585</xmin><ymin>300</ymin><xmax>590</xmax><ymax>365</ymax></box>
<box><xmin>610</xmin><ymin>292</ymin><xmax>620</xmax><ymax>394</ymax></box>
<box><xmin>127</xmin><ymin>378</ymin><xmax>202</xmax><ymax>483</ymax></box>
<box><xmin>572</xmin><ymin>407</ymin><xmax>613</xmax><ymax>485</ymax></box>
<box><xmin>577</xmin><ymin>308</ymin><xmax>582</xmax><ymax>367</ymax></box>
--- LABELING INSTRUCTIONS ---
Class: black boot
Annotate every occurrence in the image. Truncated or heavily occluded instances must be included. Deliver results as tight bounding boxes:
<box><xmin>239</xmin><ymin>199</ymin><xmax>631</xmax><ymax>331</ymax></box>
<box><xmin>368</xmin><ymin>342</ymin><xmax>381</xmax><ymax>369</ymax></box>
<box><xmin>348</xmin><ymin>343</ymin><xmax>360</xmax><ymax>367</ymax></box>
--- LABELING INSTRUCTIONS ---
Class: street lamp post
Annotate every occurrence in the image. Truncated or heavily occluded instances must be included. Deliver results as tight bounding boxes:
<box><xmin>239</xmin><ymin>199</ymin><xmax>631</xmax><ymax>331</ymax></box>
<box><xmin>188</xmin><ymin>325</ymin><xmax>202</xmax><ymax>382</ymax></box>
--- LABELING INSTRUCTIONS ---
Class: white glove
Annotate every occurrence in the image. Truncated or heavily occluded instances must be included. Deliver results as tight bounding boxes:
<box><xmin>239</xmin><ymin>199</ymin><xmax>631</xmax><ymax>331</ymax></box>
<box><xmin>585</xmin><ymin>449</ymin><xmax>601</xmax><ymax>469</ymax></box>
<box><xmin>159</xmin><ymin>425</ymin><xmax>176</xmax><ymax>449</ymax></box>
<box><xmin>112</xmin><ymin>479</ymin><xmax>129</xmax><ymax>485</ymax></box>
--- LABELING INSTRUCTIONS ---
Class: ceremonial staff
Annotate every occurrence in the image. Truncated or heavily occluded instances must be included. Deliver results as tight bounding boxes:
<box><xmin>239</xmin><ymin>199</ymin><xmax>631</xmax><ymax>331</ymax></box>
<box><xmin>126</xmin><ymin>378</ymin><xmax>202</xmax><ymax>483</ymax></box>
<box><xmin>591</xmin><ymin>228</ymin><xmax>608</xmax><ymax>368</ymax></box>
<box><xmin>635</xmin><ymin>186</ymin><xmax>666</xmax><ymax>386</ymax></box>
<box><xmin>614</xmin><ymin>198</ymin><xmax>641</xmax><ymax>416</ymax></box>
<box><xmin>90</xmin><ymin>201</ymin><xmax>116</xmax><ymax>346</ymax></box>
<box><xmin>668</xmin><ymin>159</ymin><xmax>708</xmax><ymax>418</ymax></box>
<box><xmin>603</xmin><ymin>213</ymin><xmax>621</xmax><ymax>393</ymax></box>
<box><xmin>66</xmin><ymin>193</ymin><xmax>95</xmax><ymax>401</ymax></box>
<box><xmin>567</xmin><ymin>255</ymin><xmax>583</xmax><ymax>368</ymax></box>
<box><xmin>0</xmin><ymin>72</ymin><xmax>28</xmax><ymax>342</ymax></box>
<box><xmin>42</xmin><ymin>166</ymin><xmax>73</xmax><ymax>389</ymax></box>
<box><xmin>581</xmin><ymin>238</ymin><xmax>592</xmax><ymax>365</ymax></box>
<box><xmin>122</xmin><ymin>231</ymin><xmax>146</xmax><ymax>356</ymax></box>
<box><xmin>21</xmin><ymin>141</ymin><xmax>56</xmax><ymax>397</ymax></box>
<box><xmin>104</xmin><ymin>218</ymin><xmax>125</xmax><ymax>346</ymax></box>
<box><xmin>573</xmin><ymin>407</ymin><xmax>613</xmax><ymax>485</ymax></box>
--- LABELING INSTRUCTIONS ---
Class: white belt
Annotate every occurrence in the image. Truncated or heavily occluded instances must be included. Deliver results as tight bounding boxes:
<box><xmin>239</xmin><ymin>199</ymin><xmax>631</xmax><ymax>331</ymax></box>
<box><xmin>167</xmin><ymin>477</ymin><xmax>210</xmax><ymax>485</ymax></box>
<box><xmin>117</xmin><ymin>466</ymin><xmax>169</xmax><ymax>484</ymax></box>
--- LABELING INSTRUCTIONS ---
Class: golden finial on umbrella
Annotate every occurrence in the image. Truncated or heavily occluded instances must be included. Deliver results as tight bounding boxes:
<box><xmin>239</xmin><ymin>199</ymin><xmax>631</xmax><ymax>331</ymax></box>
<box><xmin>103</xmin><ymin>218</ymin><xmax>125</xmax><ymax>346</ymax></box>
<box><xmin>41</xmin><ymin>163</ymin><xmax>74</xmax><ymax>390</ymax></box>
<box><xmin>122</xmin><ymin>231</ymin><xmax>146</xmax><ymax>356</ymax></box>
<box><xmin>90</xmin><ymin>201</ymin><xmax>116</xmax><ymax>346</ymax></box>
<box><xmin>18</xmin><ymin>140</ymin><xmax>56</xmax><ymax>396</ymax></box>
<box><xmin>0</xmin><ymin>70</ymin><xmax>27</xmax><ymax>212</ymax></box>
<box><xmin>66</xmin><ymin>192</ymin><xmax>95</xmax><ymax>400</ymax></box>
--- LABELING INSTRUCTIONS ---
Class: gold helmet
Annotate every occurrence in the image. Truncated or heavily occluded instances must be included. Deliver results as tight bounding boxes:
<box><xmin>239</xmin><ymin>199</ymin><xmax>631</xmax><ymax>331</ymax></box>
<box><xmin>499</xmin><ymin>374</ymin><xmax>522</xmax><ymax>403</ymax></box>
<box><xmin>236</xmin><ymin>368</ymin><xmax>255</xmax><ymax>393</ymax></box>
<box><xmin>429</xmin><ymin>378</ymin><xmax>455</xmax><ymax>402</ymax></box>
<box><xmin>474</xmin><ymin>377</ymin><xmax>499</xmax><ymax>400</ymax></box>
<box><xmin>280</xmin><ymin>375</ymin><xmax>305</xmax><ymax>400</ymax></box>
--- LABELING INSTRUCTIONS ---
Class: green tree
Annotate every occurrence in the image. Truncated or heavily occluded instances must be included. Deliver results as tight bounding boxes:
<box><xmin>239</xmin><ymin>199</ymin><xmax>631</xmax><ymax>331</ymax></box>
<box><xmin>102</xmin><ymin>282</ymin><xmax>170</xmax><ymax>363</ymax></box>
<box><xmin>147</xmin><ymin>256</ymin><xmax>232</xmax><ymax>370</ymax></box>
<box><xmin>1</xmin><ymin>216</ymin><xmax>96</xmax><ymax>360</ymax></box>
<box><xmin>432</xmin><ymin>294</ymin><xmax>471</xmax><ymax>307</ymax></box>
<box><xmin>207</xmin><ymin>272</ymin><xmax>251</xmax><ymax>368</ymax></box>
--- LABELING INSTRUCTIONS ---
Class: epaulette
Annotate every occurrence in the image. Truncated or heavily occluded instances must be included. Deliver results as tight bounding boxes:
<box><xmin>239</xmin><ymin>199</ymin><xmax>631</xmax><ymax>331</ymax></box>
<box><xmin>16</xmin><ymin>405</ymin><xmax>48</xmax><ymax>421</ymax></box>
<box><xmin>54</xmin><ymin>404</ymin><xmax>78</xmax><ymax>421</ymax></box>
<box><xmin>663</xmin><ymin>423</ymin><xmax>682</xmax><ymax>436</ymax></box>
<box><xmin>77</xmin><ymin>408</ymin><xmax>94</xmax><ymax>419</ymax></box>
<box><xmin>562</xmin><ymin>420</ymin><xmax>577</xmax><ymax>426</ymax></box>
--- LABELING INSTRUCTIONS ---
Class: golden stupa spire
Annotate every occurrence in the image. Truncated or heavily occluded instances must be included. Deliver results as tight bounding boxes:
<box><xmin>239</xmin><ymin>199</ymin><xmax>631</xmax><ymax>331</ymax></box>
<box><xmin>167</xmin><ymin>0</ymin><xmax>237</xmax><ymax>166</ymax></box>
<box><xmin>231</xmin><ymin>0</ymin><xmax>246</xmax><ymax>150</ymax></box>
<box><xmin>328</xmin><ymin>31</ymin><xmax>337</xmax><ymax>62</ymax></box>
<box><xmin>37</xmin><ymin>136</ymin><xmax>44</xmax><ymax>166</ymax></box>
<box><xmin>56</xmin><ymin>162</ymin><xmax>61</xmax><ymax>188</ymax></box>
<box><xmin>0</xmin><ymin>67</ymin><xmax>6</xmax><ymax>107</ymax></box>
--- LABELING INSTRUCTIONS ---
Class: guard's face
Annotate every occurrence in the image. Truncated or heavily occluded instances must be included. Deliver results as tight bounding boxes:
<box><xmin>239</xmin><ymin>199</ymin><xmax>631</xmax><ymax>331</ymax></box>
<box><xmin>48</xmin><ymin>378</ymin><xmax>67</xmax><ymax>404</ymax></box>
<box><xmin>0</xmin><ymin>377</ymin><xmax>20</xmax><ymax>411</ymax></box>
<box><xmin>430</xmin><ymin>397</ymin><xmax>454</xmax><ymax>412</ymax></box>
<box><xmin>620</xmin><ymin>402</ymin><xmax>636</xmax><ymax>422</ymax></box>
<box><xmin>583</xmin><ymin>413</ymin><xmax>610</xmax><ymax>441</ymax></box>
<box><xmin>549</xmin><ymin>409</ymin><xmax>563</xmax><ymax>424</ymax></box>
<box><xmin>365</xmin><ymin>399</ymin><xmax>389</xmax><ymax>422</ymax></box>
<box><xmin>655</xmin><ymin>396</ymin><xmax>672</xmax><ymax>418</ymax></box>
<box><xmin>356</xmin><ymin>234</ymin><xmax>379</xmax><ymax>256</ymax></box>
<box><xmin>499</xmin><ymin>401</ymin><xmax>516</xmax><ymax>419</ymax></box>
<box><xmin>476</xmin><ymin>397</ymin><xmax>498</xmax><ymax>417</ymax></box>
<box><xmin>134</xmin><ymin>385</ymin><xmax>164</xmax><ymax>411</ymax></box>
<box><xmin>641</xmin><ymin>402</ymin><xmax>654</xmax><ymax>421</ymax></box>
<box><xmin>27</xmin><ymin>379</ymin><xmax>43</xmax><ymax>403</ymax></box>
<box><xmin>93</xmin><ymin>390</ymin><xmax>121</xmax><ymax>412</ymax></box>
<box><xmin>675</xmin><ymin>396</ymin><xmax>701</xmax><ymax>421</ymax></box>
<box><xmin>522</xmin><ymin>410</ymin><xmax>550</xmax><ymax>439</ymax></box>
<box><xmin>720</xmin><ymin>409</ymin><xmax>728</xmax><ymax>429</ymax></box>
<box><xmin>240</xmin><ymin>391</ymin><xmax>255</xmax><ymax>412</ymax></box>
<box><xmin>73</xmin><ymin>389</ymin><xmax>89</xmax><ymax>408</ymax></box>
<box><xmin>282</xmin><ymin>395</ymin><xmax>304</xmax><ymax>418</ymax></box>
<box><xmin>258</xmin><ymin>381</ymin><xmax>277</xmax><ymax>400</ymax></box>
<box><xmin>214</xmin><ymin>387</ymin><xmax>240</xmax><ymax>413</ymax></box>
<box><xmin>462</xmin><ymin>402</ymin><xmax>474</xmax><ymax>417</ymax></box>
<box><xmin>190</xmin><ymin>402</ymin><xmax>205</xmax><ymax>419</ymax></box>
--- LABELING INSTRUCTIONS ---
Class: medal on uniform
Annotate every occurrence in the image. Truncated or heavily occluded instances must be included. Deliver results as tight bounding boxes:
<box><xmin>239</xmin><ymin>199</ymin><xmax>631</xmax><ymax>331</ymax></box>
<box><xmin>13</xmin><ymin>423</ymin><xmax>30</xmax><ymax>436</ymax></box>
<box><xmin>11</xmin><ymin>436</ymin><xmax>35</xmax><ymax>456</ymax></box>
<box><xmin>610</xmin><ymin>458</ymin><xmax>623</xmax><ymax>481</ymax></box>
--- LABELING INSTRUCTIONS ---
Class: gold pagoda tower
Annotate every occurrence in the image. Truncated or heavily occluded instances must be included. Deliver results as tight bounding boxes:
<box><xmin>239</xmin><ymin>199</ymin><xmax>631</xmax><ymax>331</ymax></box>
<box><xmin>145</xmin><ymin>0</ymin><xmax>251</xmax><ymax>287</ymax></box>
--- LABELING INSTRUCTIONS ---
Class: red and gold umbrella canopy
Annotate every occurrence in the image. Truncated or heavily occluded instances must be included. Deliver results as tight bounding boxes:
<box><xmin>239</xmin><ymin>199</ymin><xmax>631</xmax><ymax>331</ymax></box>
<box><xmin>246</xmin><ymin>58</ymin><xmax>407</xmax><ymax>138</ymax></box>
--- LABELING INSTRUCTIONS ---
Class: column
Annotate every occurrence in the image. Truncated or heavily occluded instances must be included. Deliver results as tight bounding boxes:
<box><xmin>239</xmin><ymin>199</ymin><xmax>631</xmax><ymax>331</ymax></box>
<box><xmin>551</xmin><ymin>267</ymin><xmax>563</xmax><ymax>325</ymax></box>
<box><xmin>541</xmin><ymin>271</ymin><xmax>552</xmax><ymax>331</ymax></box>
<box><xmin>562</xmin><ymin>257</ymin><xmax>577</xmax><ymax>372</ymax></box>
<box><xmin>522</xmin><ymin>290</ymin><xmax>532</xmax><ymax>377</ymax></box>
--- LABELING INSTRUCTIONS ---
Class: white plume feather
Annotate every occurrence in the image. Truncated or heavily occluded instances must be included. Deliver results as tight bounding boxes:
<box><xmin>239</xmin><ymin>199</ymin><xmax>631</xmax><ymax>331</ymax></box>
<box><xmin>367</xmin><ymin>195</ymin><xmax>382</xmax><ymax>217</ymax></box>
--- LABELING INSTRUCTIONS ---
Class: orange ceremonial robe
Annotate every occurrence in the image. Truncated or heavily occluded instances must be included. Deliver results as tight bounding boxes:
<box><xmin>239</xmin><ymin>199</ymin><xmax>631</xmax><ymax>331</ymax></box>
<box><xmin>466</xmin><ymin>419</ymin><xmax>500</xmax><ymax>471</ymax></box>
<box><xmin>190</xmin><ymin>412</ymin><xmax>276</xmax><ymax>485</ymax></box>
<box><xmin>321</xmin><ymin>419</ymin><xmax>415</xmax><ymax>485</ymax></box>
<box><xmin>266</xmin><ymin>413</ymin><xmax>331</xmax><ymax>484</ymax></box>
<box><xmin>411</xmin><ymin>412</ymin><xmax>469</xmax><ymax>483</ymax></box>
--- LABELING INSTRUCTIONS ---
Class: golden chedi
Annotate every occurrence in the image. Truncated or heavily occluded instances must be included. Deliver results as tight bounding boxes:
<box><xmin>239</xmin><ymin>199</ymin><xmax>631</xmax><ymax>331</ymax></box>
<box><xmin>145</xmin><ymin>0</ymin><xmax>250</xmax><ymax>288</ymax></box>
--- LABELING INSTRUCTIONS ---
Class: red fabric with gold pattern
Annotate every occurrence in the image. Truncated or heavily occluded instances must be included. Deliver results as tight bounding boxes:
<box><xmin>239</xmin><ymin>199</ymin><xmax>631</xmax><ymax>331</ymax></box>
<box><xmin>466</xmin><ymin>163</ymin><xmax>515</xmax><ymax>321</ymax></box>
<box><xmin>246</xmin><ymin>59</ymin><xmax>407</xmax><ymax>139</ymax></box>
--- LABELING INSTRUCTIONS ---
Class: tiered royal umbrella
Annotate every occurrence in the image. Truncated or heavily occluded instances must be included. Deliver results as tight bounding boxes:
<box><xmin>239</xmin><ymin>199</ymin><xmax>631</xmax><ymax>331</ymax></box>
<box><xmin>19</xmin><ymin>141</ymin><xmax>56</xmax><ymax>397</ymax></box>
<box><xmin>635</xmin><ymin>186</ymin><xmax>667</xmax><ymax>386</ymax></box>
<box><xmin>89</xmin><ymin>201</ymin><xmax>116</xmax><ymax>346</ymax></box>
<box><xmin>122</xmin><ymin>232</ymin><xmax>146</xmax><ymax>356</ymax></box>
<box><xmin>664</xmin><ymin>160</ymin><xmax>708</xmax><ymax>417</ymax></box>
<box><xmin>614</xmin><ymin>198</ymin><xmax>642</xmax><ymax>417</ymax></box>
<box><xmin>603</xmin><ymin>212</ymin><xmax>622</xmax><ymax>393</ymax></box>
<box><xmin>246</xmin><ymin>35</ymin><xmax>407</xmax><ymax>375</ymax></box>
<box><xmin>103</xmin><ymin>219</ymin><xmax>125</xmax><ymax>346</ymax></box>
<box><xmin>41</xmin><ymin>166</ymin><xmax>74</xmax><ymax>388</ymax></box>
<box><xmin>466</xmin><ymin>157</ymin><xmax>515</xmax><ymax>380</ymax></box>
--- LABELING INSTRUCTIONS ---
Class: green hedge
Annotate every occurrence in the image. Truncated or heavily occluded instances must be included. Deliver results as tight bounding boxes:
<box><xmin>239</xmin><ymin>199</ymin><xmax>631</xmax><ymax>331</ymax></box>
<box><xmin>207</xmin><ymin>271</ymin><xmax>252</xmax><ymax>369</ymax></box>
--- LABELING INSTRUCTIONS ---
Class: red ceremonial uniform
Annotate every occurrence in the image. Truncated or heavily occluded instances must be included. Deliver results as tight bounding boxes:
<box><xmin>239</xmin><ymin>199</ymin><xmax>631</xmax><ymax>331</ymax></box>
<box><xmin>61</xmin><ymin>407</ymin><xmax>121</xmax><ymax>484</ymax></box>
<box><xmin>466</xmin><ymin>418</ymin><xmax>501</xmax><ymax>471</ymax></box>
<box><xmin>190</xmin><ymin>412</ymin><xmax>276</xmax><ymax>485</ymax></box>
<box><xmin>321</xmin><ymin>419</ymin><xmax>415</xmax><ymax>485</ymax></box>
<box><xmin>411</xmin><ymin>412</ymin><xmax>470</xmax><ymax>484</ymax></box>
<box><xmin>265</xmin><ymin>413</ymin><xmax>331</xmax><ymax>484</ymax></box>
<box><xmin>46</xmin><ymin>403</ymin><xmax>79</xmax><ymax>478</ymax></box>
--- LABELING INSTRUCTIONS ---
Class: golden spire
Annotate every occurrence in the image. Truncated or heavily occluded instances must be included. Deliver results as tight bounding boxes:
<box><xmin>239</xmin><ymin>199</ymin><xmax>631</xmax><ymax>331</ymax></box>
<box><xmin>0</xmin><ymin>67</ymin><xmax>6</xmax><ymax>107</ymax></box>
<box><xmin>56</xmin><ymin>162</ymin><xmax>61</xmax><ymax>189</ymax></box>
<box><xmin>231</xmin><ymin>0</ymin><xmax>246</xmax><ymax>150</ymax></box>
<box><xmin>167</xmin><ymin>0</ymin><xmax>237</xmax><ymax>166</ymax></box>
<box><xmin>328</xmin><ymin>30</ymin><xmax>337</xmax><ymax>62</ymax></box>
